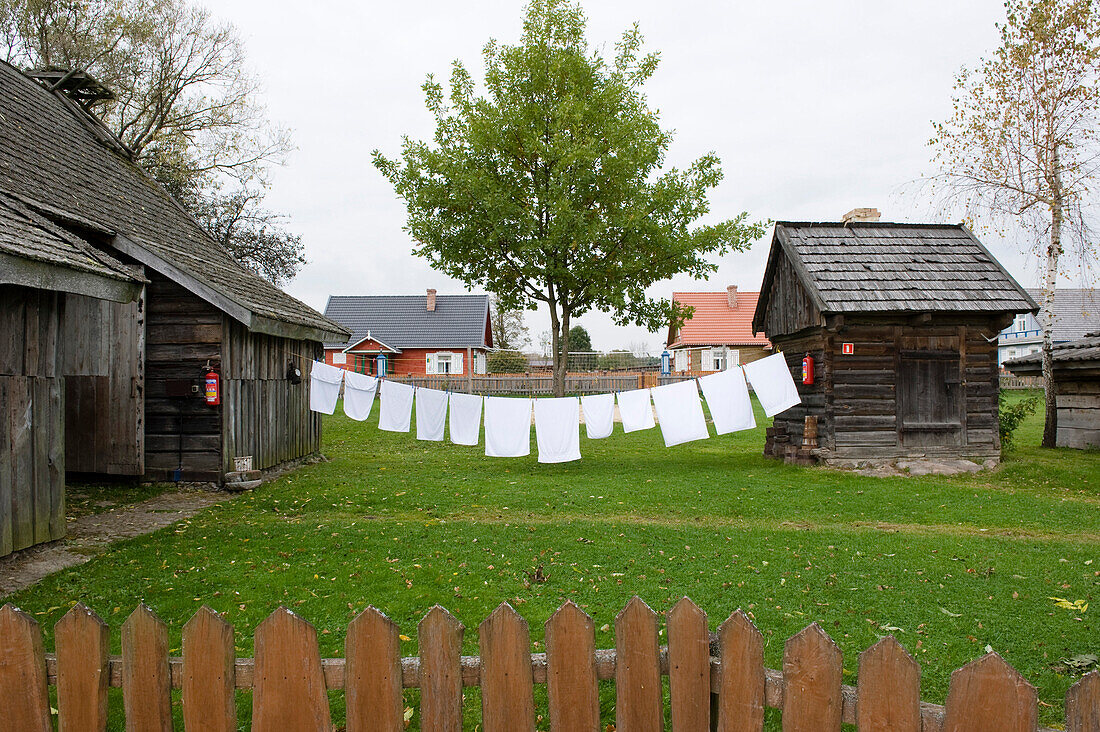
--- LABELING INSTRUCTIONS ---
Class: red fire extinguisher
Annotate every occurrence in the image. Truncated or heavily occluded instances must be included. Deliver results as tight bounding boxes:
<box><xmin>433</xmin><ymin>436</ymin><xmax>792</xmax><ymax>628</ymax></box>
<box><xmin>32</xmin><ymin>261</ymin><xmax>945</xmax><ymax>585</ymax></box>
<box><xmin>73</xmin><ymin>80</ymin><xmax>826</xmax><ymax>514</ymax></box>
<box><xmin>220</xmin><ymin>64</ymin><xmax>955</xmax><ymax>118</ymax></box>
<box><xmin>802</xmin><ymin>354</ymin><xmax>815</xmax><ymax>385</ymax></box>
<box><xmin>204</xmin><ymin>362</ymin><xmax>221</xmax><ymax>406</ymax></box>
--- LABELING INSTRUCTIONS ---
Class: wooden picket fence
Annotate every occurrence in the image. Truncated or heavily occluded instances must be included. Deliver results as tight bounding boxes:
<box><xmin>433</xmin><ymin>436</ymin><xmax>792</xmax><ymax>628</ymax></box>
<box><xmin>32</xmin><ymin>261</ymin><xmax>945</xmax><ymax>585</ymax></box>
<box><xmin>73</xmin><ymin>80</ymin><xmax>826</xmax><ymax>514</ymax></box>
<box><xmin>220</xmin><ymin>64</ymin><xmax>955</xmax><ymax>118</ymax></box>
<box><xmin>2</xmin><ymin>598</ymin><xmax>1099</xmax><ymax>731</ymax></box>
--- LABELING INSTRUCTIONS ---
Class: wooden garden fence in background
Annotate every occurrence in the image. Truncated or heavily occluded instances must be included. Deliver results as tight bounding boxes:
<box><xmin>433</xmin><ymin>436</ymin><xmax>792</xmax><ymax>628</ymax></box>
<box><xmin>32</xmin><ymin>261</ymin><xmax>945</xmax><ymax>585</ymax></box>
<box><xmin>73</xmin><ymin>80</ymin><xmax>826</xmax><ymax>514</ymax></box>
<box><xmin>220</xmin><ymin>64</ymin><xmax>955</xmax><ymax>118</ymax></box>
<box><xmin>1</xmin><ymin>598</ymin><xmax>1099</xmax><ymax>731</ymax></box>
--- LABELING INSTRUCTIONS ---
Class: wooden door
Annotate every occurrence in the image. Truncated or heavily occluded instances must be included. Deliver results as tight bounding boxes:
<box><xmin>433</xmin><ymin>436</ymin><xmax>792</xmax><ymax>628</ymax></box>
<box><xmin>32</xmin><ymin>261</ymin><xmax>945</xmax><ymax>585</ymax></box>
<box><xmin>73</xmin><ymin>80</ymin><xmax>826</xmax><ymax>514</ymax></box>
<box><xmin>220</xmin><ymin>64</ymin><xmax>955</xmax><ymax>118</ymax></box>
<box><xmin>897</xmin><ymin>349</ymin><xmax>963</xmax><ymax>448</ymax></box>
<box><xmin>62</xmin><ymin>291</ymin><xmax>145</xmax><ymax>475</ymax></box>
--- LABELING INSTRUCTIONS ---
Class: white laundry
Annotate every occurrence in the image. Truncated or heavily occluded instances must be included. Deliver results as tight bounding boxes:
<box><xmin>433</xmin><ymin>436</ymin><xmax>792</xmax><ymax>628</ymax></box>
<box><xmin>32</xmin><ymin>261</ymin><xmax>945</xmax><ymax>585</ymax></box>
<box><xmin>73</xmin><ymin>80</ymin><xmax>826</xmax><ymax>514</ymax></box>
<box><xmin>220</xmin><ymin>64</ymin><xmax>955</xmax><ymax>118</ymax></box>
<box><xmin>698</xmin><ymin>368</ymin><xmax>756</xmax><ymax>434</ymax></box>
<box><xmin>533</xmin><ymin>397</ymin><xmax>581</xmax><ymax>463</ymax></box>
<box><xmin>484</xmin><ymin>397</ymin><xmax>532</xmax><ymax>457</ymax></box>
<box><xmin>743</xmin><ymin>353</ymin><xmax>801</xmax><ymax>417</ymax></box>
<box><xmin>377</xmin><ymin>380</ymin><xmax>415</xmax><ymax>432</ymax></box>
<box><xmin>580</xmin><ymin>392</ymin><xmax>615</xmax><ymax>439</ymax></box>
<box><xmin>650</xmin><ymin>380</ymin><xmax>710</xmax><ymax>447</ymax></box>
<box><xmin>415</xmin><ymin>387</ymin><xmax>449</xmax><ymax>441</ymax></box>
<box><xmin>342</xmin><ymin>370</ymin><xmax>378</xmax><ymax>422</ymax></box>
<box><xmin>447</xmin><ymin>392</ymin><xmax>483</xmax><ymax>446</ymax></box>
<box><xmin>616</xmin><ymin>389</ymin><xmax>655</xmax><ymax>433</ymax></box>
<box><xmin>309</xmin><ymin>360</ymin><xmax>344</xmax><ymax>415</ymax></box>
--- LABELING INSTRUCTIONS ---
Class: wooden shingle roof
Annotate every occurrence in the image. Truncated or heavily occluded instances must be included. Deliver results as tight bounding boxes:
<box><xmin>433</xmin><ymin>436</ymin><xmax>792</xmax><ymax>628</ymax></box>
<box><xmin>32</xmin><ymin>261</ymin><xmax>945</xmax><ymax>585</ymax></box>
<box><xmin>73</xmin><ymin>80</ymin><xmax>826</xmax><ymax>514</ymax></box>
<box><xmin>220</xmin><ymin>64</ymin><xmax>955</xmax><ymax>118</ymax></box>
<box><xmin>753</xmin><ymin>221</ymin><xmax>1036</xmax><ymax>330</ymax></box>
<box><xmin>0</xmin><ymin>61</ymin><xmax>348</xmax><ymax>343</ymax></box>
<box><xmin>1006</xmin><ymin>331</ymin><xmax>1100</xmax><ymax>372</ymax></box>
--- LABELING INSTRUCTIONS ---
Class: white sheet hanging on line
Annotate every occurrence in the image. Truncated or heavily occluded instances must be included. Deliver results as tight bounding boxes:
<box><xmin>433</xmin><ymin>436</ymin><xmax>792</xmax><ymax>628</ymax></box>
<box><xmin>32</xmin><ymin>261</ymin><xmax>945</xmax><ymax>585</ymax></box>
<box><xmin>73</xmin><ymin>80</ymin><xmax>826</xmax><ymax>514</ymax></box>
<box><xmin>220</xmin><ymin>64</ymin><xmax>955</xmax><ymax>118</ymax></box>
<box><xmin>309</xmin><ymin>361</ymin><xmax>344</xmax><ymax>415</ymax></box>
<box><xmin>484</xmin><ymin>396</ymin><xmax>532</xmax><ymax>457</ymax></box>
<box><xmin>377</xmin><ymin>380</ymin><xmax>415</xmax><ymax>432</ymax></box>
<box><xmin>580</xmin><ymin>392</ymin><xmax>615</xmax><ymax>439</ymax></box>
<box><xmin>534</xmin><ymin>397</ymin><xmax>581</xmax><ymax>463</ymax></box>
<box><xmin>448</xmin><ymin>392</ymin><xmax>483</xmax><ymax>446</ymax></box>
<box><xmin>415</xmin><ymin>387</ymin><xmax>449</xmax><ymax>441</ymax></box>
<box><xmin>616</xmin><ymin>389</ymin><xmax>655</xmax><ymax>433</ymax></box>
<box><xmin>650</xmin><ymin>379</ymin><xmax>710</xmax><ymax>447</ymax></box>
<box><xmin>743</xmin><ymin>353</ymin><xmax>801</xmax><ymax>417</ymax></box>
<box><xmin>342</xmin><ymin>370</ymin><xmax>378</xmax><ymax>421</ymax></box>
<box><xmin>698</xmin><ymin>368</ymin><xmax>756</xmax><ymax>434</ymax></box>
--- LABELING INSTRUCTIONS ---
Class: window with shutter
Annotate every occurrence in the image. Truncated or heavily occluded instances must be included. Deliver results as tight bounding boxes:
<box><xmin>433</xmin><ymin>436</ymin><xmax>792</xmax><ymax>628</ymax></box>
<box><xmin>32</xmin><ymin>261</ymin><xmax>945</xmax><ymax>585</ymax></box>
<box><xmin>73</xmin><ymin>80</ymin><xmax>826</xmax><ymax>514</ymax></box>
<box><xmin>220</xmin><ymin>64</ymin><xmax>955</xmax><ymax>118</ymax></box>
<box><xmin>454</xmin><ymin>353</ymin><xmax>463</xmax><ymax>374</ymax></box>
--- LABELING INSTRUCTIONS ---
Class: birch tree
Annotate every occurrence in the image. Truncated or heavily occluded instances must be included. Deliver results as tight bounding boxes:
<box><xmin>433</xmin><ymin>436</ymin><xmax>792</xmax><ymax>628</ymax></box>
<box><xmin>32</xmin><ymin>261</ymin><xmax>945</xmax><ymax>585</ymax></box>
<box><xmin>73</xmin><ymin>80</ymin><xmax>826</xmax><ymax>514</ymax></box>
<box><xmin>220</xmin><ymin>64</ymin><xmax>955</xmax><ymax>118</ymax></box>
<box><xmin>930</xmin><ymin>0</ymin><xmax>1100</xmax><ymax>447</ymax></box>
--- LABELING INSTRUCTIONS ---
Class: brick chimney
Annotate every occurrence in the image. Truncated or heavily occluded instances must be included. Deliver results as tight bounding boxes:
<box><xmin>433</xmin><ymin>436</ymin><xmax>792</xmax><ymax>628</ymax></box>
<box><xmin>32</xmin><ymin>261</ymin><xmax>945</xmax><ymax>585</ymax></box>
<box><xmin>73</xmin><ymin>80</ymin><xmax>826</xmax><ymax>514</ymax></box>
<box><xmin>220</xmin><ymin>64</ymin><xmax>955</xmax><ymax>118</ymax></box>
<box><xmin>842</xmin><ymin>207</ymin><xmax>881</xmax><ymax>223</ymax></box>
<box><xmin>426</xmin><ymin>288</ymin><xmax>437</xmax><ymax>312</ymax></box>
<box><xmin>727</xmin><ymin>285</ymin><xmax>738</xmax><ymax>309</ymax></box>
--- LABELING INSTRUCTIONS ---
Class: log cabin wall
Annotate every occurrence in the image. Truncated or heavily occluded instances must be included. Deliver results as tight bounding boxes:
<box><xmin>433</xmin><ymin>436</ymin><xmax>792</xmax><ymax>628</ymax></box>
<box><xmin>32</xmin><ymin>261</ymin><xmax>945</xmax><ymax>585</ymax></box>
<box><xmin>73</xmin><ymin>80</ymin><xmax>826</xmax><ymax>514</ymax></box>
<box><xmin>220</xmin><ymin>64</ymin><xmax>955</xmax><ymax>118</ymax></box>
<box><xmin>770</xmin><ymin>315</ymin><xmax>1002</xmax><ymax>463</ymax></box>
<box><xmin>60</xmin><ymin>291</ymin><xmax>145</xmax><ymax>475</ymax></box>
<box><xmin>143</xmin><ymin>272</ymin><xmax>224</xmax><ymax>481</ymax></box>
<box><xmin>221</xmin><ymin>318</ymin><xmax>322</xmax><ymax>474</ymax></box>
<box><xmin>0</xmin><ymin>285</ymin><xmax>66</xmax><ymax>556</ymax></box>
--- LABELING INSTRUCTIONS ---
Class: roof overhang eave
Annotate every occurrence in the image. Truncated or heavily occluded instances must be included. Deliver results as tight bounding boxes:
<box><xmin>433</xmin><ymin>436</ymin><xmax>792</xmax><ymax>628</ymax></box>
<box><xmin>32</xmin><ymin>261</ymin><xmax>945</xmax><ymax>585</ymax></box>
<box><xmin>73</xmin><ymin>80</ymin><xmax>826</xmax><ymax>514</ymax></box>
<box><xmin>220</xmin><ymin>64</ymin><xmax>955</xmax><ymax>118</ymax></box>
<box><xmin>0</xmin><ymin>251</ymin><xmax>142</xmax><ymax>303</ymax></box>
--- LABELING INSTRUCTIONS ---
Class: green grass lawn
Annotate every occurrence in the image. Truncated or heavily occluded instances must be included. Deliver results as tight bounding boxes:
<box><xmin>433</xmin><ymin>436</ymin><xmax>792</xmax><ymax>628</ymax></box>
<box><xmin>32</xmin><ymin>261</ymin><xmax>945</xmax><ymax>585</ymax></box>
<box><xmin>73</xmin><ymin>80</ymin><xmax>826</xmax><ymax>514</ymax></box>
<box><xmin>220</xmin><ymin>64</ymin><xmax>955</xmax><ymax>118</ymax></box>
<box><xmin>6</xmin><ymin>390</ymin><xmax>1098</xmax><ymax>729</ymax></box>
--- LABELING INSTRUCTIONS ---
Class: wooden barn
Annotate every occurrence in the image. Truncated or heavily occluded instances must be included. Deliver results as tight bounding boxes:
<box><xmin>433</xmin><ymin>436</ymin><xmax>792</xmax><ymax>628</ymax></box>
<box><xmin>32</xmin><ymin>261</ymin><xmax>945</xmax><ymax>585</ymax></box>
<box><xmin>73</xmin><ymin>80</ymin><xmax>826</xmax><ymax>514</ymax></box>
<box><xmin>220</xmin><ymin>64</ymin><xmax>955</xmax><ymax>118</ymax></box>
<box><xmin>1005</xmin><ymin>332</ymin><xmax>1100</xmax><ymax>448</ymax></box>
<box><xmin>0</xmin><ymin>61</ymin><xmax>347</xmax><ymax>507</ymax></box>
<box><xmin>752</xmin><ymin>219</ymin><xmax>1036</xmax><ymax>466</ymax></box>
<box><xmin>1</xmin><ymin>193</ymin><xmax>144</xmax><ymax>556</ymax></box>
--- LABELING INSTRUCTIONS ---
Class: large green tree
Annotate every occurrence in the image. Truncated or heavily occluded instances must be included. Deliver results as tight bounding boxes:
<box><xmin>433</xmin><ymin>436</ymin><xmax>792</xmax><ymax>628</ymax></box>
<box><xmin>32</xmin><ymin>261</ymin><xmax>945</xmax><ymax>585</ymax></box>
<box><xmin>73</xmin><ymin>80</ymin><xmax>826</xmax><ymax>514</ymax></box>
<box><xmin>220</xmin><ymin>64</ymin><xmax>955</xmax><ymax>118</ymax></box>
<box><xmin>930</xmin><ymin>0</ymin><xmax>1100</xmax><ymax>447</ymax></box>
<box><xmin>373</xmin><ymin>0</ymin><xmax>764</xmax><ymax>395</ymax></box>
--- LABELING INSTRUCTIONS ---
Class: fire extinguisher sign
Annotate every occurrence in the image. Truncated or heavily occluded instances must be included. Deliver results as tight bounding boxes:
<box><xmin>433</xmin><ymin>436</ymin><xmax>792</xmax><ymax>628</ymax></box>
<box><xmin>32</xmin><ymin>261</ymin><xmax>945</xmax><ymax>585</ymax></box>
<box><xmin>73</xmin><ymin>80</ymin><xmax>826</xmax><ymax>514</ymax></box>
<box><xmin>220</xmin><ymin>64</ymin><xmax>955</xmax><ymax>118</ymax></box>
<box><xmin>842</xmin><ymin>343</ymin><xmax>855</xmax><ymax>355</ymax></box>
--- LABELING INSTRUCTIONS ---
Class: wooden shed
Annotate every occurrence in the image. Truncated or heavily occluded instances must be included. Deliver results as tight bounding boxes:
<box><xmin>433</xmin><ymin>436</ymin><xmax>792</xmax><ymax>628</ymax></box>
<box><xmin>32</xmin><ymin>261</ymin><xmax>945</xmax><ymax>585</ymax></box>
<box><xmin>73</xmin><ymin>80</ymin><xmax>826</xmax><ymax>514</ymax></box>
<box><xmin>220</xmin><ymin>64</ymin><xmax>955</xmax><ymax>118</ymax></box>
<box><xmin>1005</xmin><ymin>332</ymin><xmax>1100</xmax><ymax>448</ymax></box>
<box><xmin>752</xmin><ymin>221</ymin><xmax>1036</xmax><ymax>466</ymax></box>
<box><xmin>0</xmin><ymin>61</ymin><xmax>349</xmax><ymax>489</ymax></box>
<box><xmin>1</xmin><ymin>192</ymin><xmax>143</xmax><ymax>557</ymax></box>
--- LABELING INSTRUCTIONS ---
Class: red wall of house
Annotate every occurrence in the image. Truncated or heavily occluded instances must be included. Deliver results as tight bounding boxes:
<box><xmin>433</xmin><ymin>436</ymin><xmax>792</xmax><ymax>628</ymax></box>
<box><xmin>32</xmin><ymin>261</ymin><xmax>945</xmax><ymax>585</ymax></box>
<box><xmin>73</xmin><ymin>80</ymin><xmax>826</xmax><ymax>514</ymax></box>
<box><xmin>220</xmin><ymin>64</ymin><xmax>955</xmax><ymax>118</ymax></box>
<box><xmin>324</xmin><ymin>347</ymin><xmax>485</xmax><ymax>376</ymax></box>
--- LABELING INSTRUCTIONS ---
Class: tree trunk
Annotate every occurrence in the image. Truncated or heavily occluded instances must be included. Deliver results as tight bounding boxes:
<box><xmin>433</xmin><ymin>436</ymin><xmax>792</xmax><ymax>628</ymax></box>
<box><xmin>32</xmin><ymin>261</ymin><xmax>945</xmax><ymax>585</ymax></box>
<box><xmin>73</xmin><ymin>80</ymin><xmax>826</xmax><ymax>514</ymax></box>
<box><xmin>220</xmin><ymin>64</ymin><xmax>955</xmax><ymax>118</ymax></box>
<box><xmin>1040</xmin><ymin>146</ymin><xmax>1063</xmax><ymax>448</ymax></box>
<box><xmin>552</xmin><ymin>312</ymin><xmax>571</xmax><ymax>397</ymax></box>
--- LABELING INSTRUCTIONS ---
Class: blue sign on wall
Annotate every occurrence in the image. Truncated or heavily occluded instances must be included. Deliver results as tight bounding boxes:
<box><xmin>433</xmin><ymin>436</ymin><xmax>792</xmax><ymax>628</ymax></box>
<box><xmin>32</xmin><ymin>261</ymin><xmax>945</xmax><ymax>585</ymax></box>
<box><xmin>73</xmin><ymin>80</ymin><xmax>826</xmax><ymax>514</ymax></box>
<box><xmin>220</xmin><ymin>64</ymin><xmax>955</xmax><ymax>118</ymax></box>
<box><xmin>660</xmin><ymin>350</ymin><xmax>671</xmax><ymax>376</ymax></box>
<box><xmin>376</xmin><ymin>353</ymin><xmax>388</xmax><ymax>376</ymax></box>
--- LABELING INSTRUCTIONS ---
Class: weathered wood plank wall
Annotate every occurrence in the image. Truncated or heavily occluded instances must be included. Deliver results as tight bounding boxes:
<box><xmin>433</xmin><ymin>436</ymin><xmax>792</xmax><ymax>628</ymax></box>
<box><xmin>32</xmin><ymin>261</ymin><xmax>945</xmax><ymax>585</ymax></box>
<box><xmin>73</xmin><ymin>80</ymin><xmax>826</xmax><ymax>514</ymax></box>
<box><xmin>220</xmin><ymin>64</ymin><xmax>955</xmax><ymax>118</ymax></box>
<box><xmin>221</xmin><ymin>319</ymin><xmax>321</xmax><ymax>473</ymax></box>
<box><xmin>1055</xmin><ymin>378</ymin><xmax>1100</xmax><ymax>449</ymax></box>
<box><xmin>143</xmin><ymin>273</ymin><xmax>223</xmax><ymax>481</ymax></box>
<box><xmin>0</xmin><ymin>285</ymin><xmax>66</xmax><ymax>557</ymax></box>
<box><xmin>61</xmin><ymin>291</ymin><xmax>145</xmax><ymax>475</ymax></box>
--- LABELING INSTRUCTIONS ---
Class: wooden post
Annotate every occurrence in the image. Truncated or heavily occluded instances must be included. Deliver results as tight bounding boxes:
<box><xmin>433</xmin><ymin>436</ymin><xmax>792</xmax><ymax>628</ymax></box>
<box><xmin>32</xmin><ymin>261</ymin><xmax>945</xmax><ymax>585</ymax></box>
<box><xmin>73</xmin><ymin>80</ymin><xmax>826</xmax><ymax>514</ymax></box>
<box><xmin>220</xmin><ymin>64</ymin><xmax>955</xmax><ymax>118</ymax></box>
<box><xmin>467</xmin><ymin>347</ymin><xmax>473</xmax><ymax>394</ymax></box>
<box><xmin>802</xmin><ymin>415</ymin><xmax>818</xmax><ymax>449</ymax></box>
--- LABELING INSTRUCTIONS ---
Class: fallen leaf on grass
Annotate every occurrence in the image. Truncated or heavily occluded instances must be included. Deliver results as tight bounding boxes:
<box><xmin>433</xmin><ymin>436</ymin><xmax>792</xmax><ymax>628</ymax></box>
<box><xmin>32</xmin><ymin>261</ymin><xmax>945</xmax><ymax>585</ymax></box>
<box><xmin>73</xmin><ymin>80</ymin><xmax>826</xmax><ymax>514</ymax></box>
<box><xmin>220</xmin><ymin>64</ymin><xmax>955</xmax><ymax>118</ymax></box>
<box><xmin>1049</xmin><ymin>597</ymin><xmax>1088</xmax><ymax>612</ymax></box>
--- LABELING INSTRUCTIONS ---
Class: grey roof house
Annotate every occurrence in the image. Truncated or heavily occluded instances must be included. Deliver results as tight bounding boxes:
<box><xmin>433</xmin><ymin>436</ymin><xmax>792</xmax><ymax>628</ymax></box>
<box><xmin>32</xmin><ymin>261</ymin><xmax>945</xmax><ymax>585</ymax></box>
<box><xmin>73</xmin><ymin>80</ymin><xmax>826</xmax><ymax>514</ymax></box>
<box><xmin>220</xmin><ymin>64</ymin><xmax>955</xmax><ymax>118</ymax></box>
<box><xmin>323</xmin><ymin>290</ymin><xmax>492</xmax><ymax>375</ymax></box>
<box><xmin>0</xmin><ymin>60</ymin><xmax>348</xmax><ymax>495</ymax></box>
<box><xmin>998</xmin><ymin>288</ymin><xmax>1100</xmax><ymax>365</ymax></box>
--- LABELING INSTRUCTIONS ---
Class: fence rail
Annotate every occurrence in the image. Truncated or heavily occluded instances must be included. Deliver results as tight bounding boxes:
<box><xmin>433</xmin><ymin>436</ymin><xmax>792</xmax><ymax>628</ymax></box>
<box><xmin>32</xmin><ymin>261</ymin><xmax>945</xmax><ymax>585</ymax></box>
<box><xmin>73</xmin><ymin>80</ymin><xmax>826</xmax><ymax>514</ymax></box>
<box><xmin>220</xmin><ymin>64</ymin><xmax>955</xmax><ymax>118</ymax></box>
<box><xmin>384</xmin><ymin>372</ymin><xmax>646</xmax><ymax>395</ymax></box>
<box><xmin>2</xmin><ymin>599</ymin><xmax>1097</xmax><ymax>731</ymax></box>
<box><xmin>1001</xmin><ymin>374</ymin><xmax>1044</xmax><ymax>390</ymax></box>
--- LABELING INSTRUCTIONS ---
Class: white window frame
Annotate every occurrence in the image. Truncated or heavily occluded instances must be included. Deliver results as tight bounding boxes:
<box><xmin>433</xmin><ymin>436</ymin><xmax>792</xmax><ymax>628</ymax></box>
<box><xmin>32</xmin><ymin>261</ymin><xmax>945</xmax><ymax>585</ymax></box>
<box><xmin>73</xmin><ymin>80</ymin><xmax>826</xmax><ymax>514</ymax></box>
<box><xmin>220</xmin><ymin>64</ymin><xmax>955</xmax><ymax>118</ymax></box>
<box><xmin>712</xmin><ymin>348</ymin><xmax>726</xmax><ymax>371</ymax></box>
<box><xmin>1013</xmin><ymin>314</ymin><xmax>1028</xmax><ymax>332</ymax></box>
<box><xmin>436</xmin><ymin>352</ymin><xmax>453</xmax><ymax>374</ymax></box>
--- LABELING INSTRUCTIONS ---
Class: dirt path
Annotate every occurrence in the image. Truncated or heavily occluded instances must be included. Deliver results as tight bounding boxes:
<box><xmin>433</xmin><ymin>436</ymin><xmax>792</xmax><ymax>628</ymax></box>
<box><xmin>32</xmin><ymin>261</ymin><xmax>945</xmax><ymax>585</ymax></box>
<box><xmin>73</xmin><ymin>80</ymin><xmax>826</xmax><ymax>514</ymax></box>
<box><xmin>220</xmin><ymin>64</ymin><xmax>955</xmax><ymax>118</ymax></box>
<box><xmin>0</xmin><ymin>488</ymin><xmax>233</xmax><ymax>598</ymax></box>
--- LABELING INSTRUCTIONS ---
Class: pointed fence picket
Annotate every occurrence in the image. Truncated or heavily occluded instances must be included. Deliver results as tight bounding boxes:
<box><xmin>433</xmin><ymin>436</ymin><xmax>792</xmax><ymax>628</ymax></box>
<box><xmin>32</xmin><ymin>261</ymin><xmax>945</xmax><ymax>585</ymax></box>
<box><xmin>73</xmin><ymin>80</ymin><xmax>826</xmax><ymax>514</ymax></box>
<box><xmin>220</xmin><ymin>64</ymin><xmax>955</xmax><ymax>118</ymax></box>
<box><xmin>0</xmin><ymin>598</ymin><xmax>1095</xmax><ymax>731</ymax></box>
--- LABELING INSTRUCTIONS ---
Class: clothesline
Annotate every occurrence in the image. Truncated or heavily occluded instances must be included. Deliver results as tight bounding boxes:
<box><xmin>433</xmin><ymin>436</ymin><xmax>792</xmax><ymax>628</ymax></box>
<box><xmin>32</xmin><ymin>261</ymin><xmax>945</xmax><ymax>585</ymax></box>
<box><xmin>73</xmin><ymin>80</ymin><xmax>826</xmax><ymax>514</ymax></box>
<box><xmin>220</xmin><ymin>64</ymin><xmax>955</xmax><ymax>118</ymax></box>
<box><xmin>309</xmin><ymin>353</ymin><xmax>801</xmax><ymax>463</ymax></box>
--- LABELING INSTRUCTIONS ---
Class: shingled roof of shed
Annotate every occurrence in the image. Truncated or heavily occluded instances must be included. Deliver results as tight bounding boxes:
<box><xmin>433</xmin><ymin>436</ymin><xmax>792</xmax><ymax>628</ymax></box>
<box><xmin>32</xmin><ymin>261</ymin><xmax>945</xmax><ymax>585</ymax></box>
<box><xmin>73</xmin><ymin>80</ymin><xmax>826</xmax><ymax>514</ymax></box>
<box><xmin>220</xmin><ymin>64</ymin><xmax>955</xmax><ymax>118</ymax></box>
<box><xmin>323</xmin><ymin>294</ymin><xmax>491</xmax><ymax>350</ymax></box>
<box><xmin>0</xmin><ymin>61</ymin><xmax>347</xmax><ymax>342</ymax></box>
<box><xmin>1006</xmin><ymin>331</ymin><xmax>1100</xmax><ymax>372</ymax></box>
<box><xmin>0</xmin><ymin>191</ymin><xmax>139</xmax><ymax>286</ymax></box>
<box><xmin>753</xmin><ymin>221</ymin><xmax>1037</xmax><ymax>331</ymax></box>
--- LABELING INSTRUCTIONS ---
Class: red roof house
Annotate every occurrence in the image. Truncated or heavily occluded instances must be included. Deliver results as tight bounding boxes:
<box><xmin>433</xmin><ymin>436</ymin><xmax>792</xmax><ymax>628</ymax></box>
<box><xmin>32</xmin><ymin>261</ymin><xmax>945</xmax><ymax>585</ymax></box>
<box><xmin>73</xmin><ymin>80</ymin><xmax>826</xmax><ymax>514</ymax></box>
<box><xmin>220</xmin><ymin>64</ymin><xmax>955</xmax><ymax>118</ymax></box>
<box><xmin>666</xmin><ymin>286</ymin><xmax>772</xmax><ymax>372</ymax></box>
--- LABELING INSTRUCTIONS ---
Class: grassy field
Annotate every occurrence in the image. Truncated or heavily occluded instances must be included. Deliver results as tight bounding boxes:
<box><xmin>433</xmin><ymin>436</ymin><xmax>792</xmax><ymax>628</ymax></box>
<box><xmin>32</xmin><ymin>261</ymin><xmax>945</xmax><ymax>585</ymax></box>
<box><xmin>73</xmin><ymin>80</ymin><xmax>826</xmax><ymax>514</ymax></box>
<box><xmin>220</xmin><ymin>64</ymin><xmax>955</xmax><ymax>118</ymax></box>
<box><xmin>5</xmin><ymin>390</ymin><xmax>1098</xmax><ymax>728</ymax></box>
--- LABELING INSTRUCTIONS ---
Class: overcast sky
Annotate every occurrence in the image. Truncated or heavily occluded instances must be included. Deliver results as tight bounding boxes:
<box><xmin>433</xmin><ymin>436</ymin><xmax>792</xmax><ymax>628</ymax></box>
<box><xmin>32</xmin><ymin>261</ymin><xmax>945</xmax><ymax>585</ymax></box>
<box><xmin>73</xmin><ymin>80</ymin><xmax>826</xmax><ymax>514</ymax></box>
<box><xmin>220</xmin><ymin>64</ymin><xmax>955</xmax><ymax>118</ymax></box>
<box><xmin>214</xmin><ymin>0</ymin><xmax>1050</xmax><ymax>353</ymax></box>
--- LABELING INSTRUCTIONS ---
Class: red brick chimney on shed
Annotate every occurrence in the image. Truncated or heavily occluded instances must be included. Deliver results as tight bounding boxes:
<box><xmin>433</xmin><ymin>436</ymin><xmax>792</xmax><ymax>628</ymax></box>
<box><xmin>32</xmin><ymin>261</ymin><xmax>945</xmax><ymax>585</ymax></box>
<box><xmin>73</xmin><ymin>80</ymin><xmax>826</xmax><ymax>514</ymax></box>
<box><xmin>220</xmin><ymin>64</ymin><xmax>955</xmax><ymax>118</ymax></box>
<box><xmin>426</xmin><ymin>288</ymin><xmax>437</xmax><ymax>311</ymax></box>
